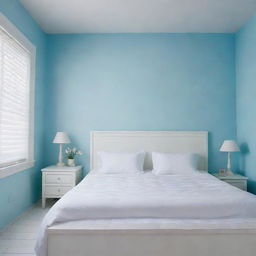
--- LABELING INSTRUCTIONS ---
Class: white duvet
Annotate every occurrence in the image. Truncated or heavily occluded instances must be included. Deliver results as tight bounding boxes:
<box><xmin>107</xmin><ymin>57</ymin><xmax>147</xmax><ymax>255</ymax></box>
<box><xmin>35</xmin><ymin>171</ymin><xmax>256</xmax><ymax>256</ymax></box>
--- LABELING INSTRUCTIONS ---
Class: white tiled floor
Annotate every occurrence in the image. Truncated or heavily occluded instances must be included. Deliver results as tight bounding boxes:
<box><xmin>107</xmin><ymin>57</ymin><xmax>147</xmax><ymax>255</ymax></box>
<box><xmin>0</xmin><ymin>200</ymin><xmax>55</xmax><ymax>256</ymax></box>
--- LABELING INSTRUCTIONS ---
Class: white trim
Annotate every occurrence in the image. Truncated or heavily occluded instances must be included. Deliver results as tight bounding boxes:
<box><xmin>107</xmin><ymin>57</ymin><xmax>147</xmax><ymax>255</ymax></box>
<box><xmin>90</xmin><ymin>131</ymin><xmax>208</xmax><ymax>171</ymax></box>
<box><xmin>28</xmin><ymin>41</ymin><xmax>36</xmax><ymax>169</ymax></box>
<box><xmin>0</xmin><ymin>14</ymin><xmax>36</xmax><ymax>178</ymax></box>
<box><xmin>0</xmin><ymin>13</ymin><xmax>35</xmax><ymax>53</ymax></box>
<box><xmin>0</xmin><ymin>160</ymin><xmax>35</xmax><ymax>178</ymax></box>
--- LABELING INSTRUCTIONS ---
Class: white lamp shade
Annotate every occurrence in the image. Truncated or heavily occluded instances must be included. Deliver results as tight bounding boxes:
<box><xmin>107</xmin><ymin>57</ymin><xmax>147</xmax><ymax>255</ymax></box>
<box><xmin>220</xmin><ymin>140</ymin><xmax>240</xmax><ymax>152</ymax></box>
<box><xmin>53</xmin><ymin>132</ymin><xmax>70</xmax><ymax>144</ymax></box>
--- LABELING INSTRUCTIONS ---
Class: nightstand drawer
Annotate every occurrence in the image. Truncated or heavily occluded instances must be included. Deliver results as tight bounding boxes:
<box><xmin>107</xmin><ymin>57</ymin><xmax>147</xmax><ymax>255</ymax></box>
<box><xmin>41</xmin><ymin>165</ymin><xmax>82</xmax><ymax>208</ymax></box>
<box><xmin>226</xmin><ymin>181</ymin><xmax>246</xmax><ymax>190</ymax></box>
<box><xmin>44</xmin><ymin>185</ymin><xmax>72</xmax><ymax>196</ymax></box>
<box><xmin>213</xmin><ymin>174</ymin><xmax>248</xmax><ymax>191</ymax></box>
<box><xmin>45</xmin><ymin>173</ymin><xmax>73</xmax><ymax>184</ymax></box>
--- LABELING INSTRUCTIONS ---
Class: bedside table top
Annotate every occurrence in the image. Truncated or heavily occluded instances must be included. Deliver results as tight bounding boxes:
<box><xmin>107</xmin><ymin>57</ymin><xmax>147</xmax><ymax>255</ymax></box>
<box><xmin>41</xmin><ymin>165</ymin><xmax>82</xmax><ymax>172</ymax></box>
<box><xmin>212</xmin><ymin>173</ymin><xmax>248</xmax><ymax>180</ymax></box>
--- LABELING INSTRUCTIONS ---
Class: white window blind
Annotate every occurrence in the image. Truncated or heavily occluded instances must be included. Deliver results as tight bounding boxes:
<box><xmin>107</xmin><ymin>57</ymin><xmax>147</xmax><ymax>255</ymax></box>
<box><xmin>0</xmin><ymin>26</ymin><xmax>31</xmax><ymax>168</ymax></box>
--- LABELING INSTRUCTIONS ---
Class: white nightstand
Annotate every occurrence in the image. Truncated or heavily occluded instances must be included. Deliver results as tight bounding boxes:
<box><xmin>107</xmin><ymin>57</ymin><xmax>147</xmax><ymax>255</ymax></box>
<box><xmin>41</xmin><ymin>165</ymin><xmax>83</xmax><ymax>208</ymax></box>
<box><xmin>213</xmin><ymin>173</ymin><xmax>248</xmax><ymax>191</ymax></box>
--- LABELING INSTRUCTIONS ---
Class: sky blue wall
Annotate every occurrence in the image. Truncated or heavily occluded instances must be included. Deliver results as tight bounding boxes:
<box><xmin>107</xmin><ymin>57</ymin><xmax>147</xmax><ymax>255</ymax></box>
<box><xmin>0</xmin><ymin>2</ymin><xmax>243</xmax><ymax>229</ymax></box>
<box><xmin>0</xmin><ymin>1</ymin><xmax>46</xmax><ymax>228</ymax></box>
<box><xmin>44</xmin><ymin>34</ymin><xmax>237</xmax><ymax>173</ymax></box>
<box><xmin>236</xmin><ymin>15</ymin><xmax>256</xmax><ymax>194</ymax></box>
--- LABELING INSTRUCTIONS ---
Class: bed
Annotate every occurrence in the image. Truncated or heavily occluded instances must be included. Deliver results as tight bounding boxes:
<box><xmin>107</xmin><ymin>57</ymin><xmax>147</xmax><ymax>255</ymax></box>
<box><xmin>35</xmin><ymin>131</ymin><xmax>256</xmax><ymax>256</ymax></box>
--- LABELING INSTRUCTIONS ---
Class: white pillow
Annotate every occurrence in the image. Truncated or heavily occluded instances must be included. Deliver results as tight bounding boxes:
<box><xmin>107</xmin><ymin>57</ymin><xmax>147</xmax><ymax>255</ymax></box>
<box><xmin>98</xmin><ymin>151</ymin><xmax>145</xmax><ymax>173</ymax></box>
<box><xmin>152</xmin><ymin>152</ymin><xmax>199</xmax><ymax>175</ymax></box>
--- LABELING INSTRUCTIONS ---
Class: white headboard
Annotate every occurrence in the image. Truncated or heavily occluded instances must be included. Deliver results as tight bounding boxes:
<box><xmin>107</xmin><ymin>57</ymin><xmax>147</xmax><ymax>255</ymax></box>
<box><xmin>90</xmin><ymin>131</ymin><xmax>208</xmax><ymax>171</ymax></box>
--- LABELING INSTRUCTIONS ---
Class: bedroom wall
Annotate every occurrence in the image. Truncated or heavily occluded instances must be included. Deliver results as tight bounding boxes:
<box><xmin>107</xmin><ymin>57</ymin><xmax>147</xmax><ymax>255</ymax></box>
<box><xmin>0</xmin><ymin>1</ymin><xmax>47</xmax><ymax>228</ymax></box>
<box><xmin>1</xmin><ymin>2</ymin><xmax>251</xmax><ymax>229</ymax></box>
<box><xmin>44</xmin><ymin>34</ymin><xmax>237</xmax><ymax>173</ymax></box>
<box><xmin>236</xmin><ymin>15</ymin><xmax>256</xmax><ymax>194</ymax></box>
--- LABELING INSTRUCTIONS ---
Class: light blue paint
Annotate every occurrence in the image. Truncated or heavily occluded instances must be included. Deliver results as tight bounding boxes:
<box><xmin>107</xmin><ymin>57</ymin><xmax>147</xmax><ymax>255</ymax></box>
<box><xmin>0</xmin><ymin>0</ymin><xmax>46</xmax><ymax>228</ymax></box>
<box><xmin>44</xmin><ymin>34</ymin><xmax>237</xmax><ymax>174</ymax></box>
<box><xmin>0</xmin><ymin>2</ymin><xmax>245</xmax><ymax>229</ymax></box>
<box><xmin>236</xmin><ymin>15</ymin><xmax>256</xmax><ymax>194</ymax></box>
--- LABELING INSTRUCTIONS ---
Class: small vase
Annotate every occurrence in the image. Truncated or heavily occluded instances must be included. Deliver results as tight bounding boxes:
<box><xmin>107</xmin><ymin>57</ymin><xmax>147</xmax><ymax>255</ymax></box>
<box><xmin>67</xmin><ymin>158</ymin><xmax>75</xmax><ymax>167</ymax></box>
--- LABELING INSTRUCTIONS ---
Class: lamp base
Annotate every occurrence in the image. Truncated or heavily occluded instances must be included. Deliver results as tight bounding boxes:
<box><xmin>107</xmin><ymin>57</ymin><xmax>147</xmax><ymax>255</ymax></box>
<box><xmin>226</xmin><ymin>169</ymin><xmax>234</xmax><ymax>176</ymax></box>
<box><xmin>56</xmin><ymin>162</ymin><xmax>65</xmax><ymax>167</ymax></box>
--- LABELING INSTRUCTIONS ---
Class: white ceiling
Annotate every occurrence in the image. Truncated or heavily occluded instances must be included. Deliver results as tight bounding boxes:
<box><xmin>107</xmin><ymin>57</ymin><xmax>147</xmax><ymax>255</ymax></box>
<box><xmin>20</xmin><ymin>0</ymin><xmax>256</xmax><ymax>33</ymax></box>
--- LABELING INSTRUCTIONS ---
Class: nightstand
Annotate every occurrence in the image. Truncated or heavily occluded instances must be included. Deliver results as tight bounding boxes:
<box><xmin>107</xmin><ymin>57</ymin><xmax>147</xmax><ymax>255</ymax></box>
<box><xmin>213</xmin><ymin>173</ymin><xmax>248</xmax><ymax>191</ymax></box>
<box><xmin>41</xmin><ymin>165</ymin><xmax>82</xmax><ymax>208</ymax></box>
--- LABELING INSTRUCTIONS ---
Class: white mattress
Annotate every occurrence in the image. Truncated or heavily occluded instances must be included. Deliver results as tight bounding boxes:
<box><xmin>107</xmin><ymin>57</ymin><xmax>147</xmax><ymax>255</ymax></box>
<box><xmin>35</xmin><ymin>171</ymin><xmax>256</xmax><ymax>256</ymax></box>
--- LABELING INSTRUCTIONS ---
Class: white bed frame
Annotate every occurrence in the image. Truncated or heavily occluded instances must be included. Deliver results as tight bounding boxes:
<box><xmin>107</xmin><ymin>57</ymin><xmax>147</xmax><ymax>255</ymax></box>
<box><xmin>90</xmin><ymin>131</ymin><xmax>208</xmax><ymax>171</ymax></box>
<box><xmin>47</xmin><ymin>131</ymin><xmax>256</xmax><ymax>256</ymax></box>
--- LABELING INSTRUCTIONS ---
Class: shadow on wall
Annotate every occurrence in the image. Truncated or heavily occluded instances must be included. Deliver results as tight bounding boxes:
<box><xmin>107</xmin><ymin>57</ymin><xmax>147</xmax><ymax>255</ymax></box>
<box><xmin>237</xmin><ymin>142</ymin><xmax>256</xmax><ymax>193</ymax></box>
<box><xmin>248</xmin><ymin>180</ymin><xmax>256</xmax><ymax>194</ymax></box>
<box><xmin>238</xmin><ymin>142</ymin><xmax>250</xmax><ymax>174</ymax></box>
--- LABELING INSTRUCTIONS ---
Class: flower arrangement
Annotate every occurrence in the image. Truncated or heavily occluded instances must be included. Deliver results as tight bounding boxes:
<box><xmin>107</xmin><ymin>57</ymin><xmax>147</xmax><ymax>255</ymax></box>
<box><xmin>65</xmin><ymin>147</ymin><xmax>83</xmax><ymax>159</ymax></box>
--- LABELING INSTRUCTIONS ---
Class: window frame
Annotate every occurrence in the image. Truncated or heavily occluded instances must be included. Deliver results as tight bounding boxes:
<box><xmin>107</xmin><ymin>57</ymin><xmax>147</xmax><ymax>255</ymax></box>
<box><xmin>0</xmin><ymin>14</ymin><xmax>35</xmax><ymax>178</ymax></box>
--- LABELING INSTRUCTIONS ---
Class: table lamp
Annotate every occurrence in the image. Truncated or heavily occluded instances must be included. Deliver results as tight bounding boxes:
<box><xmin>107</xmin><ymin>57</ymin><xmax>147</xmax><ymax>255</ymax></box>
<box><xmin>53</xmin><ymin>132</ymin><xmax>71</xmax><ymax>166</ymax></box>
<box><xmin>220</xmin><ymin>140</ymin><xmax>240</xmax><ymax>175</ymax></box>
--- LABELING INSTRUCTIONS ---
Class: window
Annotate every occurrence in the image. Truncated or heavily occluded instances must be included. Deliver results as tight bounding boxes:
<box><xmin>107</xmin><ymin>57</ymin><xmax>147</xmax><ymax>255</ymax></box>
<box><xmin>0</xmin><ymin>14</ymin><xmax>35</xmax><ymax>178</ymax></box>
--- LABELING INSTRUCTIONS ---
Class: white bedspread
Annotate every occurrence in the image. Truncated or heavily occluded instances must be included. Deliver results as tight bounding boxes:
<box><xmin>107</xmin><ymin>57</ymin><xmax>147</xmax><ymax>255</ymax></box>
<box><xmin>35</xmin><ymin>172</ymin><xmax>256</xmax><ymax>256</ymax></box>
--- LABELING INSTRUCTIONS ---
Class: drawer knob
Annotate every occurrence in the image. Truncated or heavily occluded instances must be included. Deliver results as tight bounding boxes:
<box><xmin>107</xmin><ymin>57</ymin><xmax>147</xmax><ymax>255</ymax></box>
<box><xmin>58</xmin><ymin>189</ymin><xmax>60</xmax><ymax>192</ymax></box>
<box><xmin>58</xmin><ymin>177</ymin><xmax>61</xmax><ymax>180</ymax></box>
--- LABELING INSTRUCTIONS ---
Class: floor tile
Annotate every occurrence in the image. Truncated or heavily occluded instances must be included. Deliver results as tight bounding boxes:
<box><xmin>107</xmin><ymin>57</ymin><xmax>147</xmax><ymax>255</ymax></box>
<box><xmin>0</xmin><ymin>200</ymin><xmax>53</xmax><ymax>255</ymax></box>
